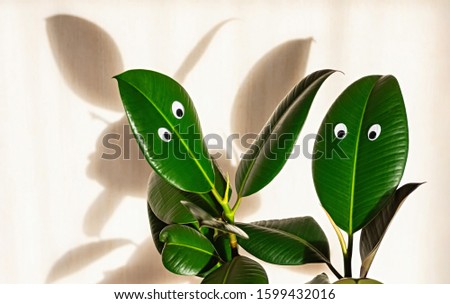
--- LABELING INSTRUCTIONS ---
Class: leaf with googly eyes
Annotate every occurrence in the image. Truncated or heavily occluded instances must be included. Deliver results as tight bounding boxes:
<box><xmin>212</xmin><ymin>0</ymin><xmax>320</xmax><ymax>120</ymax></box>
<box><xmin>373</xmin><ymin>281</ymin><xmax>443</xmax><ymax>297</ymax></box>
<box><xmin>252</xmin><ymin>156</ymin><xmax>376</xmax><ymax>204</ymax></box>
<box><xmin>312</xmin><ymin>75</ymin><xmax>408</xmax><ymax>234</ymax></box>
<box><xmin>114</xmin><ymin>69</ymin><xmax>215</xmax><ymax>193</ymax></box>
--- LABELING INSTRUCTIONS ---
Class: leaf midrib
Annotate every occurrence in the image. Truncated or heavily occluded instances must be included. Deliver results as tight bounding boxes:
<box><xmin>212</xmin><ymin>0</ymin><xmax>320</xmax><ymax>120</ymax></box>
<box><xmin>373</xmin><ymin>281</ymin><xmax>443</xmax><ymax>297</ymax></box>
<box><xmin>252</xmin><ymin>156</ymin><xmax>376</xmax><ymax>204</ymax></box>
<box><xmin>122</xmin><ymin>78</ymin><xmax>214</xmax><ymax>189</ymax></box>
<box><xmin>165</xmin><ymin>243</ymin><xmax>217</xmax><ymax>258</ymax></box>
<box><xmin>348</xmin><ymin>79</ymin><xmax>379</xmax><ymax>234</ymax></box>
<box><xmin>222</xmin><ymin>258</ymin><xmax>237</xmax><ymax>283</ymax></box>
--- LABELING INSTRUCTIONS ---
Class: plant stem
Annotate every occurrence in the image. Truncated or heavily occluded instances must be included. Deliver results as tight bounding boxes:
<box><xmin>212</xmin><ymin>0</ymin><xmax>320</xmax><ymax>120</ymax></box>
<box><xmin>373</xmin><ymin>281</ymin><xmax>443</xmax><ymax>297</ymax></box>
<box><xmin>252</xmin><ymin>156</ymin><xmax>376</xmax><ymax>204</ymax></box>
<box><xmin>326</xmin><ymin>262</ymin><xmax>343</xmax><ymax>280</ymax></box>
<box><xmin>231</xmin><ymin>197</ymin><xmax>242</xmax><ymax>214</ymax></box>
<box><xmin>211</xmin><ymin>185</ymin><xmax>239</xmax><ymax>256</ymax></box>
<box><xmin>212</xmin><ymin>185</ymin><xmax>234</xmax><ymax>220</ymax></box>
<box><xmin>344</xmin><ymin>233</ymin><xmax>353</xmax><ymax>278</ymax></box>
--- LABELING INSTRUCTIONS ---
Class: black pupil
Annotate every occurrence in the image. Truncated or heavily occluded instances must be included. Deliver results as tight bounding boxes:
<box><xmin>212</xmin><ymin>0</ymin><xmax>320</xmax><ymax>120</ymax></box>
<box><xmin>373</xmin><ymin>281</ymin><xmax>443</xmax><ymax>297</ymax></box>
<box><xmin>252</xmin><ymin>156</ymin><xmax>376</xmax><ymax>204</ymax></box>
<box><xmin>176</xmin><ymin>109</ymin><xmax>183</xmax><ymax>117</ymax></box>
<box><xmin>163</xmin><ymin>132</ymin><xmax>171</xmax><ymax>140</ymax></box>
<box><xmin>369</xmin><ymin>131</ymin><xmax>377</xmax><ymax>139</ymax></box>
<box><xmin>337</xmin><ymin>130</ymin><xmax>345</xmax><ymax>138</ymax></box>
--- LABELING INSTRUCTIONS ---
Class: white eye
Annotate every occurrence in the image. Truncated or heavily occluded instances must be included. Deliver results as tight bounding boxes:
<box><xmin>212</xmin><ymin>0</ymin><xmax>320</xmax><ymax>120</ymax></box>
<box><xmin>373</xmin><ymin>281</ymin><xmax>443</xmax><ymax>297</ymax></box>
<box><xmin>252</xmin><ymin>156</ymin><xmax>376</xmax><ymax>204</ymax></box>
<box><xmin>334</xmin><ymin>123</ymin><xmax>347</xmax><ymax>139</ymax></box>
<box><xmin>158</xmin><ymin>127</ymin><xmax>172</xmax><ymax>142</ymax></box>
<box><xmin>368</xmin><ymin>124</ymin><xmax>381</xmax><ymax>141</ymax></box>
<box><xmin>172</xmin><ymin>101</ymin><xmax>185</xmax><ymax>119</ymax></box>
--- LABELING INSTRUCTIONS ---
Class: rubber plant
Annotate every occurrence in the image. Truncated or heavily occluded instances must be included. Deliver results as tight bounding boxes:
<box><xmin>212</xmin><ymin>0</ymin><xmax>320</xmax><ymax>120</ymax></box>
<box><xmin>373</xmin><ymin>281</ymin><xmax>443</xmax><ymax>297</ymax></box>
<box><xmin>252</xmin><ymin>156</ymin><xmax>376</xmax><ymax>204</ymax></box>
<box><xmin>115</xmin><ymin>69</ymin><xmax>422</xmax><ymax>284</ymax></box>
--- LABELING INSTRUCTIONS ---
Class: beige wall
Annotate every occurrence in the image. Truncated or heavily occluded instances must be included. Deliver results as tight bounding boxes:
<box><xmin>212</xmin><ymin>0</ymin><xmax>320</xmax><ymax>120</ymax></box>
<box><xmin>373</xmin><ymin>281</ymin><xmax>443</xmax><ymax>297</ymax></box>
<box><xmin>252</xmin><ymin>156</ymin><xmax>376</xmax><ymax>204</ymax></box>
<box><xmin>1</xmin><ymin>0</ymin><xmax>449</xmax><ymax>283</ymax></box>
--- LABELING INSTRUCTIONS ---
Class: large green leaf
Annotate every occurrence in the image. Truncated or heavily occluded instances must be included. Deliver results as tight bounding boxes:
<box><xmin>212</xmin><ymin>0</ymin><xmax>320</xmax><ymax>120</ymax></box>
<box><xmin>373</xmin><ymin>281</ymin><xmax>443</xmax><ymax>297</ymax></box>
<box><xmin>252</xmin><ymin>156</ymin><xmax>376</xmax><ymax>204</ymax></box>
<box><xmin>237</xmin><ymin>217</ymin><xmax>330</xmax><ymax>265</ymax></box>
<box><xmin>147</xmin><ymin>203</ymin><xmax>167</xmax><ymax>254</ymax></box>
<box><xmin>202</xmin><ymin>256</ymin><xmax>268</xmax><ymax>284</ymax></box>
<box><xmin>147</xmin><ymin>172</ymin><xmax>221</xmax><ymax>226</ymax></box>
<box><xmin>159</xmin><ymin>225</ymin><xmax>220</xmax><ymax>276</ymax></box>
<box><xmin>360</xmin><ymin>183</ymin><xmax>423</xmax><ymax>277</ymax></box>
<box><xmin>313</xmin><ymin>75</ymin><xmax>408</xmax><ymax>234</ymax></box>
<box><xmin>235</xmin><ymin>70</ymin><xmax>336</xmax><ymax>198</ymax></box>
<box><xmin>115</xmin><ymin>70</ymin><xmax>214</xmax><ymax>193</ymax></box>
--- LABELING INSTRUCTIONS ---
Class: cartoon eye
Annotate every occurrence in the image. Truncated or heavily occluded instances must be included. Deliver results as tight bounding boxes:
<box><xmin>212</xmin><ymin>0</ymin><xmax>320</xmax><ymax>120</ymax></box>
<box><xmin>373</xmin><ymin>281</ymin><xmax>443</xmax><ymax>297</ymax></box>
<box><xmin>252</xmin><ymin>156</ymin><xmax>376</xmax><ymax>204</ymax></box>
<box><xmin>334</xmin><ymin>123</ymin><xmax>347</xmax><ymax>139</ymax></box>
<box><xmin>368</xmin><ymin>124</ymin><xmax>381</xmax><ymax>141</ymax></box>
<box><xmin>172</xmin><ymin>101</ymin><xmax>185</xmax><ymax>119</ymax></box>
<box><xmin>158</xmin><ymin>127</ymin><xmax>172</xmax><ymax>142</ymax></box>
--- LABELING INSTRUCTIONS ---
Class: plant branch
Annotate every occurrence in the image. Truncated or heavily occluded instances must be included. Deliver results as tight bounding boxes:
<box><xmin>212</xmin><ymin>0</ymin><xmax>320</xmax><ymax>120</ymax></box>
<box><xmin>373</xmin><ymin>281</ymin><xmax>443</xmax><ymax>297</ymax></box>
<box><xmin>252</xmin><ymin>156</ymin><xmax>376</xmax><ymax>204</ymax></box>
<box><xmin>344</xmin><ymin>233</ymin><xmax>353</xmax><ymax>277</ymax></box>
<box><xmin>211</xmin><ymin>181</ymin><xmax>239</xmax><ymax>257</ymax></box>
<box><xmin>326</xmin><ymin>262</ymin><xmax>343</xmax><ymax>279</ymax></box>
<box><xmin>231</xmin><ymin>197</ymin><xmax>242</xmax><ymax>214</ymax></box>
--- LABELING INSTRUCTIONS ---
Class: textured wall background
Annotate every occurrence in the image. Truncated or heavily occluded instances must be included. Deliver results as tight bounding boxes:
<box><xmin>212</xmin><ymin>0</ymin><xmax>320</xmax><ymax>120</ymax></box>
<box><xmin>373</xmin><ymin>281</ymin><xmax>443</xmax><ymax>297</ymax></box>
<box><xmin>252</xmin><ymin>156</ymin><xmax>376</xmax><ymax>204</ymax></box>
<box><xmin>1</xmin><ymin>0</ymin><xmax>449</xmax><ymax>283</ymax></box>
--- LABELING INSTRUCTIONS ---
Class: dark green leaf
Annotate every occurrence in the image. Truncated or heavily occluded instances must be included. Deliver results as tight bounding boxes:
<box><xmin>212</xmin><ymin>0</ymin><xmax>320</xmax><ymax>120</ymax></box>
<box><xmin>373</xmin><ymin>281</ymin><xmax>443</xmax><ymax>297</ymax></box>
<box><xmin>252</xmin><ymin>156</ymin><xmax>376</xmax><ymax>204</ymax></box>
<box><xmin>313</xmin><ymin>75</ymin><xmax>409</xmax><ymax>234</ymax></box>
<box><xmin>115</xmin><ymin>70</ymin><xmax>215</xmax><ymax>193</ymax></box>
<box><xmin>237</xmin><ymin>217</ymin><xmax>330</xmax><ymax>265</ymax></box>
<box><xmin>147</xmin><ymin>172</ymin><xmax>221</xmax><ymax>225</ymax></box>
<box><xmin>360</xmin><ymin>183</ymin><xmax>423</xmax><ymax>277</ymax></box>
<box><xmin>213</xmin><ymin>234</ymin><xmax>233</xmax><ymax>262</ymax></box>
<box><xmin>235</xmin><ymin>70</ymin><xmax>336</xmax><ymax>197</ymax></box>
<box><xmin>147</xmin><ymin>203</ymin><xmax>168</xmax><ymax>254</ymax></box>
<box><xmin>159</xmin><ymin>225</ymin><xmax>221</xmax><ymax>276</ymax></box>
<box><xmin>202</xmin><ymin>256</ymin><xmax>268</xmax><ymax>284</ymax></box>
<box><xmin>306</xmin><ymin>273</ymin><xmax>330</xmax><ymax>284</ymax></box>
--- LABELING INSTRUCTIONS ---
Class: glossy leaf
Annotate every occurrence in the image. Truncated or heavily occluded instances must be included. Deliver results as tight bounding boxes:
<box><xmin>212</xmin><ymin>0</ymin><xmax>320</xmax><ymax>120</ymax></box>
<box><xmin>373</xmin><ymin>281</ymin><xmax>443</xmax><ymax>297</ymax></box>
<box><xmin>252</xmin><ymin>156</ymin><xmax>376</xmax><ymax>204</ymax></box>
<box><xmin>334</xmin><ymin>278</ymin><xmax>382</xmax><ymax>284</ymax></box>
<box><xmin>202</xmin><ymin>256</ymin><xmax>268</xmax><ymax>284</ymax></box>
<box><xmin>159</xmin><ymin>225</ymin><xmax>220</xmax><ymax>276</ymax></box>
<box><xmin>313</xmin><ymin>75</ymin><xmax>409</xmax><ymax>234</ymax></box>
<box><xmin>306</xmin><ymin>273</ymin><xmax>330</xmax><ymax>284</ymax></box>
<box><xmin>360</xmin><ymin>183</ymin><xmax>423</xmax><ymax>277</ymax></box>
<box><xmin>235</xmin><ymin>70</ymin><xmax>336</xmax><ymax>197</ymax></box>
<box><xmin>147</xmin><ymin>172</ymin><xmax>221</xmax><ymax>226</ymax></box>
<box><xmin>115</xmin><ymin>70</ymin><xmax>214</xmax><ymax>193</ymax></box>
<box><xmin>213</xmin><ymin>234</ymin><xmax>233</xmax><ymax>262</ymax></box>
<box><xmin>237</xmin><ymin>217</ymin><xmax>330</xmax><ymax>265</ymax></box>
<box><xmin>181</xmin><ymin>201</ymin><xmax>249</xmax><ymax>239</ymax></box>
<box><xmin>147</xmin><ymin>203</ymin><xmax>168</xmax><ymax>254</ymax></box>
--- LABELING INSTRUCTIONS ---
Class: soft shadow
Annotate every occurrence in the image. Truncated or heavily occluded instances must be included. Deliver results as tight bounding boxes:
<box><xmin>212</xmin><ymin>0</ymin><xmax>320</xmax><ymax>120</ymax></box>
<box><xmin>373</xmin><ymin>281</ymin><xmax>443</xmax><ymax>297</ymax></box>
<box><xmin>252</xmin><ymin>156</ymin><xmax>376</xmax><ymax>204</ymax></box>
<box><xmin>85</xmin><ymin>117</ymin><xmax>151</xmax><ymax>236</ymax></box>
<box><xmin>46</xmin><ymin>14</ymin><xmax>124</xmax><ymax>111</ymax></box>
<box><xmin>230</xmin><ymin>38</ymin><xmax>313</xmax><ymax>149</ymax></box>
<box><xmin>174</xmin><ymin>19</ymin><xmax>235</xmax><ymax>83</ymax></box>
<box><xmin>46</xmin><ymin>239</ymin><xmax>133</xmax><ymax>283</ymax></box>
<box><xmin>100</xmin><ymin>237</ymin><xmax>198</xmax><ymax>284</ymax></box>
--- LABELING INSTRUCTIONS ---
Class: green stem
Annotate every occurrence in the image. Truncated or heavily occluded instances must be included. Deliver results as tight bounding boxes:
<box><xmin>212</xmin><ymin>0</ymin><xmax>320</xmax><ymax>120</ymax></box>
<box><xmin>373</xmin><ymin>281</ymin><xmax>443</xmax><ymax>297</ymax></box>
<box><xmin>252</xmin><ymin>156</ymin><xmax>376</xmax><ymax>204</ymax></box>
<box><xmin>211</xmin><ymin>185</ymin><xmax>239</xmax><ymax>257</ymax></box>
<box><xmin>344</xmin><ymin>233</ymin><xmax>353</xmax><ymax>278</ymax></box>
<box><xmin>212</xmin><ymin>188</ymin><xmax>233</xmax><ymax>220</ymax></box>
<box><xmin>231</xmin><ymin>197</ymin><xmax>242</xmax><ymax>214</ymax></box>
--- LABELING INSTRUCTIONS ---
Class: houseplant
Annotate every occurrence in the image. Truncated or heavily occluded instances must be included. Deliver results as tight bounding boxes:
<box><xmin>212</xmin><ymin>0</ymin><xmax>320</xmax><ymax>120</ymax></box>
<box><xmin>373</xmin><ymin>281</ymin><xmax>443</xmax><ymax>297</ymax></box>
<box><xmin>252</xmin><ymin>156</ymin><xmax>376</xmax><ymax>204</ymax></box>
<box><xmin>114</xmin><ymin>69</ymin><xmax>422</xmax><ymax>283</ymax></box>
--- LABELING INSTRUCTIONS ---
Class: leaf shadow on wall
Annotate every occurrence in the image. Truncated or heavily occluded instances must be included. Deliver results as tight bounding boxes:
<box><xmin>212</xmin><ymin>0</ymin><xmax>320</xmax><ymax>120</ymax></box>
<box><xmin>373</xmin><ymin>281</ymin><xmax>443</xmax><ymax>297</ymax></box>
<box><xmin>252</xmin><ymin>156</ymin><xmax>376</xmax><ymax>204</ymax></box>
<box><xmin>46</xmin><ymin>14</ymin><xmax>146</xmax><ymax>237</ymax></box>
<box><xmin>231</xmin><ymin>38</ymin><xmax>313</xmax><ymax>147</ymax></box>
